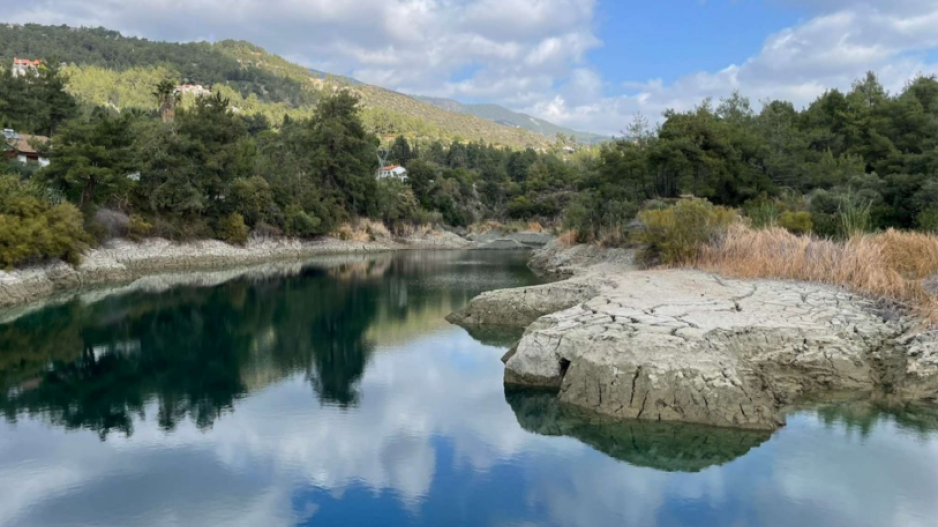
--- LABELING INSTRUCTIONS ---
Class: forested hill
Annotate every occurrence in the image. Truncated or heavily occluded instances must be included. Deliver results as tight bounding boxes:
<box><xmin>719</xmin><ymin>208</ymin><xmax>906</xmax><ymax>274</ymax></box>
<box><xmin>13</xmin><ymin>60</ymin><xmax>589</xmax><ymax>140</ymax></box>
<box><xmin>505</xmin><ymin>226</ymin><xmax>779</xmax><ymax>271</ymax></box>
<box><xmin>416</xmin><ymin>96</ymin><xmax>609</xmax><ymax>145</ymax></box>
<box><xmin>0</xmin><ymin>23</ymin><xmax>551</xmax><ymax>148</ymax></box>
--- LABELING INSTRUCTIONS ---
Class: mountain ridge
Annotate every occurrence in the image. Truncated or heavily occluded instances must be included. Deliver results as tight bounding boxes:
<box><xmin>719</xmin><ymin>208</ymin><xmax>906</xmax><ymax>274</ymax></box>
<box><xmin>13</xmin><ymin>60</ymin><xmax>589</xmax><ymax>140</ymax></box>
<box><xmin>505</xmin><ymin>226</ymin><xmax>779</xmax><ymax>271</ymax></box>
<box><xmin>0</xmin><ymin>24</ymin><xmax>552</xmax><ymax>148</ymax></box>
<box><xmin>414</xmin><ymin>95</ymin><xmax>609</xmax><ymax>145</ymax></box>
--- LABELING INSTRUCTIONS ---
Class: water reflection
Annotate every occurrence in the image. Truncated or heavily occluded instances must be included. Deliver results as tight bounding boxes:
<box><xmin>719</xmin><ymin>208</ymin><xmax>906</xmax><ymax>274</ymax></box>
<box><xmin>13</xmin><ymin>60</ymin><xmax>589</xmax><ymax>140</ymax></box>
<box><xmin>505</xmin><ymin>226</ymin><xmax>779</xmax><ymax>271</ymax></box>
<box><xmin>2</xmin><ymin>252</ymin><xmax>938</xmax><ymax>527</ymax></box>
<box><xmin>506</xmin><ymin>388</ymin><xmax>772</xmax><ymax>472</ymax></box>
<box><xmin>0</xmin><ymin>251</ymin><xmax>537</xmax><ymax>438</ymax></box>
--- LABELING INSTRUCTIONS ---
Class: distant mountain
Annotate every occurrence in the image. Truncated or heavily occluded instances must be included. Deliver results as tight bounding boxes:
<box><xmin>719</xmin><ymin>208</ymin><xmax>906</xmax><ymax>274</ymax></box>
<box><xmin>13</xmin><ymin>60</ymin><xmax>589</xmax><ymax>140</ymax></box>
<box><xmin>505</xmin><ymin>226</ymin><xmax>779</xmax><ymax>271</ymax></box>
<box><xmin>0</xmin><ymin>24</ymin><xmax>552</xmax><ymax>148</ymax></box>
<box><xmin>415</xmin><ymin>96</ymin><xmax>610</xmax><ymax>145</ymax></box>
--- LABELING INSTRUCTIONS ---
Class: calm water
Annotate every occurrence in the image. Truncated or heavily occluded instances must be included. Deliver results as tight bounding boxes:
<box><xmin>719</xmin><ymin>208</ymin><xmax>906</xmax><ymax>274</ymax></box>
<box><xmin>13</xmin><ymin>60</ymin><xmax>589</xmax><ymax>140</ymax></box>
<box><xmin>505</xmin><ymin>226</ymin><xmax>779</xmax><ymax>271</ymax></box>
<box><xmin>1</xmin><ymin>251</ymin><xmax>937</xmax><ymax>527</ymax></box>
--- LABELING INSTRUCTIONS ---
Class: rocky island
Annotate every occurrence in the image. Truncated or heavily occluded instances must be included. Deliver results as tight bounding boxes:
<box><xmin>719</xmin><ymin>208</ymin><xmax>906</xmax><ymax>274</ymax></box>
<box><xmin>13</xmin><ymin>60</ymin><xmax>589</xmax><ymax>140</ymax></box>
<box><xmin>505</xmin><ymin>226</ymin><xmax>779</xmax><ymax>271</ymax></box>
<box><xmin>449</xmin><ymin>242</ymin><xmax>938</xmax><ymax>430</ymax></box>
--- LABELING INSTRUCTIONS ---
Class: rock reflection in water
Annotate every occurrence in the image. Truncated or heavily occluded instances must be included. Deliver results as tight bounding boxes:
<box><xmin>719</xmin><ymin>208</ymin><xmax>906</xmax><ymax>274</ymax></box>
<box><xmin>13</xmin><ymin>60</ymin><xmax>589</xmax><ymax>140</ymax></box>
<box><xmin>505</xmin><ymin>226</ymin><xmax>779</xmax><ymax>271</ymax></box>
<box><xmin>506</xmin><ymin>387</ymin><xmax>772</xmax><ymax>472</ymax></box>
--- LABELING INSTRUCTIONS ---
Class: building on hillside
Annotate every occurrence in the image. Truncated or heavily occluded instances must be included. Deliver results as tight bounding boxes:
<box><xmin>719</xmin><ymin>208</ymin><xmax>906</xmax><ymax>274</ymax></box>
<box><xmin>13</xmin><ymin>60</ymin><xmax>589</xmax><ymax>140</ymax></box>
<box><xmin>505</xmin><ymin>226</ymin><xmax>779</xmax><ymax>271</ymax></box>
<box><xmin>2</xmin><ymin>129</ymin><xmax>50</xmax><ymax>166</ymax></box>
<box><xmin>377</xmin><ymin>165</ymin><xmax>408</xmax><ymax>181</ymax></box>
<box><xmin>11</xmin><ymin>58</ymin><xmax>41</xmax><ymax>77</ymax></box>
<box><xmin>175</xmin><ymin>84</ymin><xmax>212</xmax><ymax>97</ymax></box>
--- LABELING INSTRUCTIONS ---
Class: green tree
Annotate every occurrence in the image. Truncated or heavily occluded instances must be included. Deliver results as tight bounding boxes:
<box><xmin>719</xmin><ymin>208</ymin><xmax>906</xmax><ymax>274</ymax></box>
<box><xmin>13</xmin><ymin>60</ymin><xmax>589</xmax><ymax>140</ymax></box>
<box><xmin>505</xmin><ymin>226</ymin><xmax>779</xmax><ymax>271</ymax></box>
<box><xmin>42</xmin><ymin>110</ymin><xmax>139</xmax><ymax>209</ymax></box>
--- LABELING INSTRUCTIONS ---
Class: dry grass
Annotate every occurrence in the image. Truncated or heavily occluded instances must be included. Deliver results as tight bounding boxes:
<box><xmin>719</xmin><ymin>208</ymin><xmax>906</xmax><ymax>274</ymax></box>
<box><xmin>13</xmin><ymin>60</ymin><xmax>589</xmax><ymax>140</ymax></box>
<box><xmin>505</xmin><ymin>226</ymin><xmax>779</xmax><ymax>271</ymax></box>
<box><xmin>696</xmin><ymin>225</ymin><xmax>938</xmax><ymax>322</ymax></box>
<box><xmin>558</xmin><ymin>229</ymin><xmax>579</xmax><ymax>248</ymax></box>
<box><xmin>332</xmin><ymin>219</ymin><xmax>391</xmax><ymax>243</ymax></box>
<box><xmin>394</xmin><ymin>222</ymin><xmax>434</xmax><ymax>238</ymax></box>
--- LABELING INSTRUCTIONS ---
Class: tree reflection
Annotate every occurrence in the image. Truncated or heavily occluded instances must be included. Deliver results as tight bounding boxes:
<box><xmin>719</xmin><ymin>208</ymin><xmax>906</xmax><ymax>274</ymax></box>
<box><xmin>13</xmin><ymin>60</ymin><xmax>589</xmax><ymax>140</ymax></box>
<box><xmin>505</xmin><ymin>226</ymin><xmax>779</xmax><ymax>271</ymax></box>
<box><xmin>0</xmin><ymin>251</ymin><xmax>538</xmax><ymax>439</ymax></box>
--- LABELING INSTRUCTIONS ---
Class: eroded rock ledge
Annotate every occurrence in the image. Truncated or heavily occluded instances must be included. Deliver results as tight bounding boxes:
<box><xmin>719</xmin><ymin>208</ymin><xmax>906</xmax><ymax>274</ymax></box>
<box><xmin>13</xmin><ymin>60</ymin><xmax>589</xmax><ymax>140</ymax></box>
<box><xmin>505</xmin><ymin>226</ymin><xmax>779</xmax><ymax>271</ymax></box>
<box><xmin>452</xmin><ymin>263</ymin><xmax>938</xmax><ymax>431</ymax></box>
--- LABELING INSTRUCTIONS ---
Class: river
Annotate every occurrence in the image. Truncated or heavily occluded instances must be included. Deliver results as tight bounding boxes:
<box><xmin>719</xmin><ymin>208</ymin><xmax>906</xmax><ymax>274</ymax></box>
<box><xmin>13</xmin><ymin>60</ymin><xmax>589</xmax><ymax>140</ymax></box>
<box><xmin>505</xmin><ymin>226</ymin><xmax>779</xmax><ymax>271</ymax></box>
<box><xmin>0</xmin><ymin>251</ymin><xmax>936</xmax><ymax>527</ymax></box>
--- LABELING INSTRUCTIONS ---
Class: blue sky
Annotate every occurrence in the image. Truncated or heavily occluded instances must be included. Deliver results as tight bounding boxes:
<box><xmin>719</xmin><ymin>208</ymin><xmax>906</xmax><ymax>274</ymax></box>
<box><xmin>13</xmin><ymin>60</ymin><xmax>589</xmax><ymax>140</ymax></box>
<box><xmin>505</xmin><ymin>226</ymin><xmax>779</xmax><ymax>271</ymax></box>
<box><xmin>3</xmin><ymin>0</ymin><xmax>938</xmax><ymax>135</ymax></box>
<box><xmin>590</xmin><ymin>1</ymin><xmax>803</xmax><ymax>89</ymax></box>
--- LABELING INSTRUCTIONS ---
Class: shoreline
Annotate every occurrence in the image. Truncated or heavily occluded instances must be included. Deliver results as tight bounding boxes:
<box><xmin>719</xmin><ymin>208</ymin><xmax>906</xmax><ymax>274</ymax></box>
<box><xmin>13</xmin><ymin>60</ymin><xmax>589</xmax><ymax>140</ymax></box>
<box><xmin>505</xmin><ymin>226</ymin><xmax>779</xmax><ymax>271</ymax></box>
<box><xmin>0</xmin><ymin>233</ymin><xmax>469</xmax><ymax>310</ymax></box>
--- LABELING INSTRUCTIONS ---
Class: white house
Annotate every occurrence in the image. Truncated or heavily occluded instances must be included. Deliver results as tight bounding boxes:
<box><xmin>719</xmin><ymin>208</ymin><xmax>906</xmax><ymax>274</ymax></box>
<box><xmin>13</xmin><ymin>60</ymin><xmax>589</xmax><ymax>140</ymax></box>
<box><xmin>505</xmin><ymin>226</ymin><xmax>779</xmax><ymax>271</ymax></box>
<box><xmin>11</xmin><ymin>58</ymin><xmax>41</xmax><ymax>78</ymax></box>
<box><xmin>175</xmin><ymin>84</ymin><xmax>212</xmax><ymax>97</ymax></box>
<box><xmin>377</xmin><ymin>165</ymin><xmax>408</xmax><ymax>181</ymax></box>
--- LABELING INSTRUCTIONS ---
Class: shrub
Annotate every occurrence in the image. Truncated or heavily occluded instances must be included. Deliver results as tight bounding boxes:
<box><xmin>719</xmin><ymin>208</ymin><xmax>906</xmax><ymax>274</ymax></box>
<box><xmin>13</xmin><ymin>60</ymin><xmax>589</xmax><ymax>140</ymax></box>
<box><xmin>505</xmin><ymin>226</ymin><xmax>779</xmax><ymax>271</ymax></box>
<box><xmin>127</xmin><ymin>214</ymin><xmax>153</xmax><ymax>241</ymax></box>
<box><xmin>219</xmin><ymin>213</ymin><xmax>249</xmax><ymax>245</ymax></box>
<box><xmin>838</xmin><ymin>191</ymin><xmax>873</xmax><ymax>237</ymax></box>
<box><xmin>637</xmin><ymin>198</ymin><xmax>738</xmax><ymax>265</ymax></box>
<box><xmin>563</xmin><ymin>192</ymin><xmax>638</xmax><ymax>244</ymax></box>
<box><xmin>284</xmin><ymin>204</ymin><xmax>323</xmax><ymax>237</ymax></box>
<box><xmin>230</xmin><ymin>176</ymin><xmax>273</xmax><ymax>226</ymax></box>
<box><xmin>0</xmin><ymin>175</ymin><xmax>91</xmax><ymax>269</ymax></box>
<box><xmin>779</xmin><ymin>211</ymin><xmax>813</xmax><ymax>235</ymax></box>
<box><xmin>917</xmin><ymin>209</ymin><xmax>938</xmax><ymax>233</ymax></box>
<box><xmin>743</xmin><ymin>195</ymin><xmax>780</xmax><ymax>228</ymax></box>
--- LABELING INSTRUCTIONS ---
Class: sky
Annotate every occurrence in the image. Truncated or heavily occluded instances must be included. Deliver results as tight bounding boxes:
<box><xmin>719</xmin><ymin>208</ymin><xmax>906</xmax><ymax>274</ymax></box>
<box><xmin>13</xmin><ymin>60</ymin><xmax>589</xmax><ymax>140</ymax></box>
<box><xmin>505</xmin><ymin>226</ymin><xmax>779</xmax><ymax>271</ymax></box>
<box><xmin>3</xmin><ymin>0</ymin><xmax>938</xmax><ymax>135</ymax></box>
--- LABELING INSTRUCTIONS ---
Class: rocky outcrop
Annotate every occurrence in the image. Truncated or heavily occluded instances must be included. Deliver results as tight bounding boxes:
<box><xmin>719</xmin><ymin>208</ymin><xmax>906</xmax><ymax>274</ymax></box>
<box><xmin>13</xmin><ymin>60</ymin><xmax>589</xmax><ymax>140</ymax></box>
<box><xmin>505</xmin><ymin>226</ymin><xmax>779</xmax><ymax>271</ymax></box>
<box><xmin>468</xmin><ymin>230</ymin><xmax>555</xmax><ymax>250</ymax></box>
<box><xmin>446</xmin><ymin>275</ymin><xmax>608</xmax><ymax>327</ymax></box>
<box><xmin>529</xmin><ymin>238</ymin><xmax>638</xmax><ymax>277</ymax></box>
<box><xmin>499</xmin><ymin>270</ymin><xmax>937</xmax><ymax>430</ymax></box>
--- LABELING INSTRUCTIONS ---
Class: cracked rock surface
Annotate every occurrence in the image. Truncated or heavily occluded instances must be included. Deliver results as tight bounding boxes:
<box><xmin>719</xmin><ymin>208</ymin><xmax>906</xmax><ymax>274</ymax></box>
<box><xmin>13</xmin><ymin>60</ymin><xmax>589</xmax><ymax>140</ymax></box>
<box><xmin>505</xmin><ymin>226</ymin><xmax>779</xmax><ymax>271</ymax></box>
<box><xmin>462</xmin><ymin>268</ymin><xmax>938</xmax><ymax>430</ymax></box>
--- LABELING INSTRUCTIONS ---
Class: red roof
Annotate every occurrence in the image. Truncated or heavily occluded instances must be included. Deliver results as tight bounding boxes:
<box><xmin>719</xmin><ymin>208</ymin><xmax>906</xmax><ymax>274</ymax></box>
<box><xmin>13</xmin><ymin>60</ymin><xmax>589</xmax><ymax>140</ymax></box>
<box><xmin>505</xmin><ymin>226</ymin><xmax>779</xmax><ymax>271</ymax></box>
<box><xmin>13</xmin><ymin>58</ymin><xmax>41</xmax><ymax>66</ymax></box>
<box><xmin>4</xmin><ymin>133</ymin><xmax>49</xmax><ymax>155</ymax></box>
<box><xmin>381</xmin><ymin>165</ymin><xmax>402</xmax><ymax>170</ymax></box>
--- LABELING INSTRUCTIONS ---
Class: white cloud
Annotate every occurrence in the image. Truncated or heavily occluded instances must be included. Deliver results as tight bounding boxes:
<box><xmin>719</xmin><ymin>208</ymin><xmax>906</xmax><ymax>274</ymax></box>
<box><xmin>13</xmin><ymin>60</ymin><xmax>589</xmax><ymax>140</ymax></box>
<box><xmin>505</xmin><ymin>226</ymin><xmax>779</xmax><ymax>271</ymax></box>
<box><xmin>525</xmin><ymin>3</ymin><xmax>938</xmax><ymax>135</ymax></box>
<box><xmin>3</xmin><ymin>0</ymin><xmax>938</xmax><ymax>136</ymax></box>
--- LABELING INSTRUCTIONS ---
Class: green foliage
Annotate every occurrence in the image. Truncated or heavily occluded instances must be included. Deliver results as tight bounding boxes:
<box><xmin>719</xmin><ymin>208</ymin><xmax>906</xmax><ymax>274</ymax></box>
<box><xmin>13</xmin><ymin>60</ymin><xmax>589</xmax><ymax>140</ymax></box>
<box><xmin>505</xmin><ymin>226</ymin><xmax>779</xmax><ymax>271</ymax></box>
<box><xmin>838</xmin><ymin>191</ymin><xmax>874</xmax><ymax>237</ymax></box>
<box><xmin>219</xmin><ymin>212</ymin><xmax>249</xmax><ymax>245</ymax></box>
<box><xmin>284</xmin><ymin>204</ymin><xmax>324</xmax><ymax>237</ymax></box>
<box><xmin>744</xmin><ymin>195</ymin><xmax>780</xmax><ymax>228</ymax></box>
<box><xmin>637</xmin><ymin>198</ymin><xmax>738</xmax><ymax>265</ymax></box>
<box><xmin>779</xmin><ymin>211</ymin><xmax>813</xmax><ymax>235</ymax></box>
<box><xmin>917</xmin><ymin>210</ymin><xmax>938</xmax><ymax>233</ymax></box>
<box><xmin>376</xmin><ymin>178</ymin><xmax>419</xmax><ymax>228</ymax></box>
<box><xmin>0</xmin><ymin>175</ymin><xmax>90</xmax><ymax>268</ymax></box>
<box><xmin>230</xmin><ymin>176</ymin><xmax>273</xmax><ymax>227</ymax></box>
<box><xmin>41</xmin><ymin>109</ymin><xmax>140</xmax><ymax>208</ymax></box>
<box><xmin>127</xmin><ymin>214</ymin><xmax>152</xmax><ymax>241</ymax></box>
<box><xmin>0</xmin><ymin>61</ymin><xmax>78</xmax><ymax>135</ymax></box>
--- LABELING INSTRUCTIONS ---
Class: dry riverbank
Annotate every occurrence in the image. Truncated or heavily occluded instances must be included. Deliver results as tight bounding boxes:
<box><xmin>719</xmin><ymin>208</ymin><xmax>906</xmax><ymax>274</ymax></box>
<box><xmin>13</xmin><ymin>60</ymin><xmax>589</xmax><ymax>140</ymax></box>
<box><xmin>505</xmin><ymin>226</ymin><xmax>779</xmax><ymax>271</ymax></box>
<box><xmin>0</xmin><ymin>231</ymin><xmax>471</xmax><ymax>309</ymax></box>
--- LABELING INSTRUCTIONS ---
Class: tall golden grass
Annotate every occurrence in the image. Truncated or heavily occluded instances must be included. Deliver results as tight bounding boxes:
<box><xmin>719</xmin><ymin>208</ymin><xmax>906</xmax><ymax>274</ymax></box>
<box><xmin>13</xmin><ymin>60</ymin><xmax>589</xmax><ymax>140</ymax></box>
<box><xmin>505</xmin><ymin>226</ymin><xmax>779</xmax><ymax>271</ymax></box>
<box><xmin>697</xmin><ymin>225</ymin><xmax>938</xmax><ymax>322</ymax></box>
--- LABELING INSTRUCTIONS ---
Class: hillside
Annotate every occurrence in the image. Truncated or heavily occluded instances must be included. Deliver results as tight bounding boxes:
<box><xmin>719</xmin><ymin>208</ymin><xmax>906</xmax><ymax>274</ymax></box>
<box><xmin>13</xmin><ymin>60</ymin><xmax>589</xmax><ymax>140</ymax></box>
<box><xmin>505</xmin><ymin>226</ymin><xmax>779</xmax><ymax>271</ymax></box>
<box><xmin>416</xmin><ymin>96</ymin><xmax>609</xmax><ymax>145</ymax></box>
<box><xmin>0</xmin><ymin>24</ymin><xmax>550</xmax><ymax>148</ymax></box>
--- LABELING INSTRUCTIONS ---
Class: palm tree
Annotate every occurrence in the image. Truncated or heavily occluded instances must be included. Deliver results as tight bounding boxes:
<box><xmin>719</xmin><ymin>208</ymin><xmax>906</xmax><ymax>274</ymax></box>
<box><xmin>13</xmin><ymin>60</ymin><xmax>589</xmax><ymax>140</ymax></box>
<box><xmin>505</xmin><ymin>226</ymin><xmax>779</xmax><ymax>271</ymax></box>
<box><xmin>152</xmin><ymin>79</ymin><xmax>179</xmax><ymax>123</ymax></box>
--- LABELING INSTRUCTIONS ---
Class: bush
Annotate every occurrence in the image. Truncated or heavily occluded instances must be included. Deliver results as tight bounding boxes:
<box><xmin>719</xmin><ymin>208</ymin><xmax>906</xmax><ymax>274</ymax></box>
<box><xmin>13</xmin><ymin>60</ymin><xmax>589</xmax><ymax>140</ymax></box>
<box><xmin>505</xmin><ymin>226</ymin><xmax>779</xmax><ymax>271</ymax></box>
<box><xmin>563</xmin><ymin>191</ymin><xmax>639</xmax><ymax>245</ymax></box>
<box><xmin>0</xmin><ymin>175</ymin><xmax>91</xmax><ymax>268</ymax></box>
<box><xmin>637</xmin><ymin>198</ymin><xmax>738</xmax><ymax>265</ymax></box>
<box><xmin>917</xmin><ymin>209</ymin><xmax>938</xmax><ymax>233</ymax></box>
<box><xmin>230</xmin><ymin>176</ymin><xmax>274</xmax><ymax>227</ymax></box>
<box><xmin>127</xmin><ymin>214</ymin><xmax>153</xmax><ymax>241</ymax></box>
<box><xmin>779</xmin><ymin>211</ymin><xmax>813</xmax><ymax>235</ymax></box>
<box><xmin>743</xmin><ymin>195</ymin><xmax>780</xmax><ymax>229</ymax></box>
<box><xmin>284</xmin><ymin>204</ymin><xmax>323</xmax><ymax>237</ymax></box>
<box><xmin>219</xmin><ymin>213</ymin><xmax>249</xmax><ymax>245</ymax></box>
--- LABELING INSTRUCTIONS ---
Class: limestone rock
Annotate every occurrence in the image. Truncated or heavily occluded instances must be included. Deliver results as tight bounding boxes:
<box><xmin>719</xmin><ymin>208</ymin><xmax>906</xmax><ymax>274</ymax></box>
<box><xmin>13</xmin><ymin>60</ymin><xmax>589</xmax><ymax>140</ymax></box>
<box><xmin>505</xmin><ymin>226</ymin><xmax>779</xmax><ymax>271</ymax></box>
<box><xmin>529</xmin><ymin>238</ymin><xmax>638</xmax><ymax>277</ymax></box>
<box><xmin>503</xmin><ymin>270</ymin><xmax>918</xmax><ymax>430</ymax></box>
<box><xmin>446</xmin><ymin>277</ymin><xmax>605</xmax><ymax>327</ymax></box>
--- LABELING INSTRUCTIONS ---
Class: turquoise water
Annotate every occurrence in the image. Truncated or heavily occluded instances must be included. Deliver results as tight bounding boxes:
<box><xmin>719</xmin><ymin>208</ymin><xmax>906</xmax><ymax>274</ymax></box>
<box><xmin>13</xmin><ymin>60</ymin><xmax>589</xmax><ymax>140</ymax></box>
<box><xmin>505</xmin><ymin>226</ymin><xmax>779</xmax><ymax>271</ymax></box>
<box><xmin>0</xmin><ymin>251</ymin><xmax>937</xmax><ymax>527</ymax></box>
